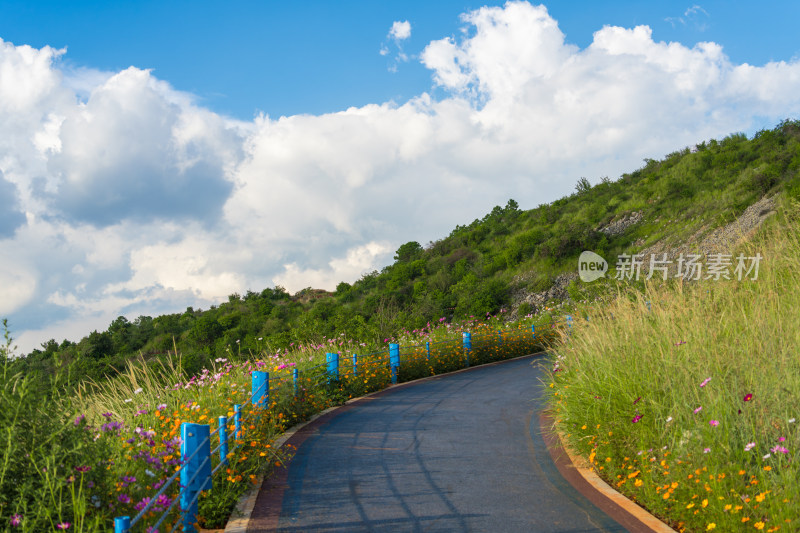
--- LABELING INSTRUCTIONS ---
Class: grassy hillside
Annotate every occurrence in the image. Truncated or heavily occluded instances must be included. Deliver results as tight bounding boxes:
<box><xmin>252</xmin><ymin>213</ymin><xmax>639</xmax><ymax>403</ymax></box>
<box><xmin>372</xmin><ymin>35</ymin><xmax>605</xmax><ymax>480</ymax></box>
<box><xmin>8</xmin><ymin>119</ymin><xmax>800</xmax><ymax>390</ymax></box>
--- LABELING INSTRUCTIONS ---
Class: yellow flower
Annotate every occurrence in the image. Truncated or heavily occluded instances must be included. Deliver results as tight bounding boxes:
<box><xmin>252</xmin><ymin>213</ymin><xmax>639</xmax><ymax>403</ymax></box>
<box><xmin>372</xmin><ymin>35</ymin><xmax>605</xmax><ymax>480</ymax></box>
<box><xmin>686</xmin><ymin>503</ymin><xmax>695</xmax><ymax>509</ymax></box>
<box><xmin>707</xmin><ymin>524</ymin><xmax>716</xmax><ymax>531</ymax></box>
<box><xmin>702</xmin><ymin>499</ymin><xmax>708</xmax><ymax>508</ymax></box>
<box><xmin>754</xmin><ymin>522</ymin><xmax>765</xmax><ymax>530</ymax></box>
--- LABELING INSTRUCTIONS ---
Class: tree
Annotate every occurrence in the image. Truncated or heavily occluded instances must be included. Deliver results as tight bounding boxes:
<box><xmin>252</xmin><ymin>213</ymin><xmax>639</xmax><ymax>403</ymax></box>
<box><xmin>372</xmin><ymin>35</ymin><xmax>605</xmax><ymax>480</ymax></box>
<box><xmin>394</xmin><ymin>241</ymin><xmax>423</xmax><ymax>263</ymax></box>
<box><xmin>575</xmin><ymin>177</ymin><xmax>591</xmax><ymax>194</ymax></box>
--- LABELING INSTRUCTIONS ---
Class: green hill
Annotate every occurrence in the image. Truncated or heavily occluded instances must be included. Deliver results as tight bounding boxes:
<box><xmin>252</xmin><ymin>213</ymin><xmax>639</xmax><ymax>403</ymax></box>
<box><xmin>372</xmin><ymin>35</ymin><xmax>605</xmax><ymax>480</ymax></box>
<box><xmin>8</xmin><ymin>119</ymin><xmax>800</xmax><ymax>386</ymax></box>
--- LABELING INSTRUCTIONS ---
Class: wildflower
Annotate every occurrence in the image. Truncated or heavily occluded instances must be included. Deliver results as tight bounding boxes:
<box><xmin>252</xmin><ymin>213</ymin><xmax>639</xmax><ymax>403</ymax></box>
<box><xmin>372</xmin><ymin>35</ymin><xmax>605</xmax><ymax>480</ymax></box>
<box><xmin>73</xmin><ymin>414</ymin><xmax>85</xmax><ymax>426</ymax></box>
<box><xmin>102</xmin><ymin>412</ymin><xmax>113</xmax><ymax>418</ymax></box>
<box><xmin>789</xmin><ymin>418</ymin><xmax>796</xmax><ymax>423</ymax></box>
<box><xmin>700</xmin><ymin>377</ymin><xmax>712</xmax><ymax>387</ymax></box>
<box><xmin>118</xmin><ymin>494</ymin><xmax>131</xmax><ymax>504</ymax></box>
<box><xmin>74</xmin><ymin>465</ymin><xmax>91</xmax><ymax>473</ymax></box>
<box><xmin>56</xmin><ymin>523</ymin><xmax>70</xmax><ymax>530</ymax></box>
<box><xmin>134</xmin><ymin>388</ymin><xmax>143</xmax><ymax>394</ymax></box>
<box><xmin>10</xmin><ymin>515</ymin><xmax>22</xmax><ymax>527</ymax></box>
<box><xmin>124</xmin><ymin>398</ymin><xmax>132</xmax><ymax>403</ymax></box>
<box><xmin>745</xmin><ymin>442</ymin><xmax>756</xmax><ymax>451</ymax></box>
<box><xmin>706</xmin><ymin>524</ymin><xmax>716</xmax><ymax>531</ymax></box>
<box><xmin>134</xmin><ymin>497</ymin><xmax>152</xmax><ymax>511</ymax></box>
<box><xmin>157</xmin><ymin>403</ymin><xmax>167</xmax><ymax>411</ymax></box>
<box><xmin>754</xmin><ymin>522</ymin><xmax>765</xmax><ymax>530</ymax></box>
<box><xmin>694</xmin><ymin>406</ymin><xmax>703</xmax><ymax>414</ymax></box>
<box><xmin>666</xmin><ymin>416</ymin><xmax>673</xmax><ymax>423</ymax></box>
<box><xmin>779</xmin><ymin>436</ymin><xmax>786</xmax><ymax>442</ymax></box>
<box><xmin>771</xmin><ymin>445</ymin><xmax>789</xmax><ymax>454</ymax></box>
<box><xmin>632</xmin><ymin>414</ymin><xmax>643</xmax><ymax>423</ymax></box>
<box><xmin>709</xmin><ymin>420</ymin><xmax>719</xmax><ymax>427</ymax></box>
<box><xmin>703</xmin><ymin>447</ymin><xmax>711</xmax><ymax>454</ymax></box>
<box><xmin>633</xmin><ymin>396</ymin><xmax>641</xmax><ymax>405</ymax></box>
<box><xmin>743</xmin><ymin>393</ymin><xmax>753</xmax><ymax>402</ymax></box>
<box><xmin>763</xmin><ymin>453</ymin><xmax>771</xmax><ymax>460</ymax></box>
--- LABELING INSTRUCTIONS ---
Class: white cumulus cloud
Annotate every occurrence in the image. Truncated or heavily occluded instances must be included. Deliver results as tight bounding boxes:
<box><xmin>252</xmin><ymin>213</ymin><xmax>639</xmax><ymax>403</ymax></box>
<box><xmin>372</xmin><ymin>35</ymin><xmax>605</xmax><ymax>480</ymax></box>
<box><xmin>389</xmin><ymin>20</ymin><xmax>412</xmax><ymax>41</ymax></box>
<box><xmin>3</xmin><ymin>2</ymin><xmax>800</xmax><ymax>352</ymax></box>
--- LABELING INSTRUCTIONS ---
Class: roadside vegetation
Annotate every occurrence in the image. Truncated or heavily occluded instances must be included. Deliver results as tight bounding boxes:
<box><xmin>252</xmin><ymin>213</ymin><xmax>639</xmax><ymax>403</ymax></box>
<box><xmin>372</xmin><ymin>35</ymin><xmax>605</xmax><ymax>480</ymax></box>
<box><xmin>547</xmin><ymin>197</ymin><xmax>800</xmax><ymax>531</ymax></box>
<box><xmin>1</xmin><ymin>309</ymin><xmax>559</xmax><ymax>531</ymax></box>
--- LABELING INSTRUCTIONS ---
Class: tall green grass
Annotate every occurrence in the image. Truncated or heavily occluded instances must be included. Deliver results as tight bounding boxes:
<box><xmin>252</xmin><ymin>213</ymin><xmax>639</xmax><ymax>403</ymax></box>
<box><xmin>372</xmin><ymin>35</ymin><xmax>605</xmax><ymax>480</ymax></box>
<box><xmin>548</xmin><ymin>199</ymin><xmax>800</xmax><ymax>532</ymax></box>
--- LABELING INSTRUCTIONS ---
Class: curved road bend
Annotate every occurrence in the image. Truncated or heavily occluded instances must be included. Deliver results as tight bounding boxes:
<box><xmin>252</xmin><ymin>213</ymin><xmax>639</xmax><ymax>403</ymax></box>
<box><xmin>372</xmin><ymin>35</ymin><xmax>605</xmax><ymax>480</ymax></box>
<box><xmin>247</xmin><ymin>354</ymin><xmax>659</xmax><ymax>533</ymax></box>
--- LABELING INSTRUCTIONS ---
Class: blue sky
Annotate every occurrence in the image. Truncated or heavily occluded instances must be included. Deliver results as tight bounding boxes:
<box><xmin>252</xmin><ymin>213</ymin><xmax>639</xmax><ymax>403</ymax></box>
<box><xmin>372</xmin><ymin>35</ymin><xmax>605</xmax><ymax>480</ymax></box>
<box><xmin>2</xmin><ymin>1</ymin><xmax>798</xmax><ymax>120</ymax></box>
<box><xmin>1</xmin><ymin>1</ymin><xmax>800</xmax><ymax>352</ymax></box>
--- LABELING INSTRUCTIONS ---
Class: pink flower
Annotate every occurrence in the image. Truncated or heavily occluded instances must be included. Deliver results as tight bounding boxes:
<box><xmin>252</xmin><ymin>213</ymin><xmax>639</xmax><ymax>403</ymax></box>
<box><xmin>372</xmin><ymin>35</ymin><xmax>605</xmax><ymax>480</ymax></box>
<box><xmin>709</xmin><ymin>420</ymin><xmax>719</xmax><ymax>427</ymax></box>
<box><xmin>633</xmin><ymin>396</ymin><xmax>641</xmax><ymax>405</ymax></box>
<box><xmin>771</xmin><ymin>445</ymin><xmax>789</xmax><ymax>454</ymax></box>
<box><xmin>10</xmin><ymin>514</ymin><xmax>22</xmax><ymax>527</ymax></box>
<box><xmin>700</xmin><ymin>377</ymin><xmax>712</xmax><ymax>387</ymax></box>
<box><xmin>745</xmin><ymin>442</ymin><xmax>756</xmax><ymax>451</ymax></box>
<box><xmin>779</xmin><ymin>436</ymin><xmax>786</xmax><ymax>442</ymax></box>
<box><xmin>703</xmin><ymin>447</ymin><xmax>711</xmax><ymax>454</ymax></box>
<box><xmin>743</xmin><ymin>393</ymin><xmax>753</xmax><ymax>402</ymax></box>
<box><xmin>694</xmin><ymin>406</ymin><xmax>703</xmax><ymax>414</ymax></box>
<box><xmin>56</xmin><ymin>523</ymin><xmax>70</xmax><ymax>530</ymax></box>
<box><xmin>631</xmin><ymin>413</ymin><xmax>643</xmax><ymax>423</ymax></box>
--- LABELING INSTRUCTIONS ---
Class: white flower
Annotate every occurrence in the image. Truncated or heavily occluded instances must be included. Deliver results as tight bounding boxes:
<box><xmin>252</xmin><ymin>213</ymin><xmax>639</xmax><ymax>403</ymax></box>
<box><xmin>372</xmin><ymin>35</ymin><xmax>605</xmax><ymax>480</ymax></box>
<box><xmin>745</xmin><ymin>442</ymin><xmax>755</xmax><ymax>451</ymax></box>
<box><xmin>666</xmin><ymin>416</ymin><xmax>673</xmax><ymax>423</ymax></box>
<box><xmin>789</xmin><ymin>418</ymin><xmax>796</xmax><ymax>424</ymax></box>
<box><xmin>124</xmin><ymin>398</ymin><xmax>132</xmax><ymax>403</ymax></box>
<box><xmin>763</xmin><ymin>453</ymin><xmax>771</xmax><ymax>460</ymax></box>
<box><xmin>133</xmin><ymin>388</ymin><xmax>143</xmax><ymax>394</ymax></box>
<box><xmin>145</xmin><ymin>469</ymin><xmax>156</xmax><ymax>478</ymax></box>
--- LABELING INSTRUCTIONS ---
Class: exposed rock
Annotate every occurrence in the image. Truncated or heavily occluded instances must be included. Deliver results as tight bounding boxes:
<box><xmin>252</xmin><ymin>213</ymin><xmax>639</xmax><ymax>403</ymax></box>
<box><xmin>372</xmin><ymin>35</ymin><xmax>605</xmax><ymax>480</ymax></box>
<box><xmin>597</xmin><ymin>211</ymin><xmax>643</xmax><ymax>236</ymax></box>
<box><xmin>634</xmin><ymin>195</ymin><xmax>776</xmax><ymax>279</ymax></box>
<box><xmin>508</xmin><ymin>272</ymin><xmax>578</xmax><ymax>321</ymax></box>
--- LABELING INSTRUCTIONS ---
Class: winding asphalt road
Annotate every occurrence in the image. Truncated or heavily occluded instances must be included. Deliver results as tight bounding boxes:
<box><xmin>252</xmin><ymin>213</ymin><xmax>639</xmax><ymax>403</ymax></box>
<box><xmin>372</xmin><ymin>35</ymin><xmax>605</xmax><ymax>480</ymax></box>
<box><xmin>247</xmin><ymin>354</ymin><xmax>658</xmax><ymax>532</ymax></box>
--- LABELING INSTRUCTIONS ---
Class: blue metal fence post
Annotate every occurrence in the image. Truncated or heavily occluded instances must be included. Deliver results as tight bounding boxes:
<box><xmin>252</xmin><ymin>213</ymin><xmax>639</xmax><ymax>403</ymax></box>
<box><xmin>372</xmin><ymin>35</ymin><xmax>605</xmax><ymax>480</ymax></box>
<box><xmin>293</xmin><ymin>368</ymin><xmax>299</xmax><ymax>397</ymax></box>
<box><xmin>218</xmin><ymin>416</ymin><xmax>228</xmax><ymax>466</ymax></box>
<box><xmin>389</xmin><ymin>343</ymin><xmax>400</xmax><ymax>384</ymax></box>
<box><xmin>498</xmin><ymin>330</ymin><xmax>503</xmax><ymax>346</ymax></box>
<box><xmin>462</xmin><ymin>332</ymin><xmax>471</xmax><ymax>367</ymax></box>
<box><xmin>566</xmin><ymin>315</ymin><xmax>573</xmax><ymax>336</ymax></box>
<box><xmin>532</xmin><ymin>324</ymin><xmax>536</xmax><ymax>340</ymax></box>
<box><xmin>180</xmin><ymin>423</ymin><xmax>212</xmax><ymax>533</ymax></box>
<box><xmin>352</xmin><ymin>353</ymin><xmax>358</xmax><ymax>377</ymax></box>
<box><xmin>234</xmin><ymin>404</ymin><xmax>242</xmax><ymax>439</ymax></box>
<box><xmin>326</xmin><ymin>352</ymin><xmax>339</xmax><ymax>382</ymax></box>
<box><xmin>425</xmin><ymin>341</ymin><xmax>431</xmax><ymax>361</ymax></box>
<box><xmin>114</xmin><ymin>516</ymin><xmax>130</xmax><ymax>533</ymax></box>
<box><xmin>646</xmin><ymin>300</ymin><xmax>651</xmax><ymax>312</ymax></box>
<box><xmin>252</xmin><ymin>371</ymin><xmax>269</xmax><ymax>408</ymax></box>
